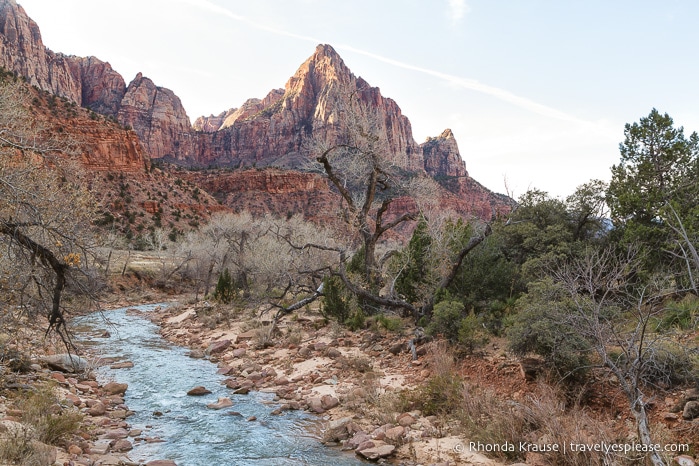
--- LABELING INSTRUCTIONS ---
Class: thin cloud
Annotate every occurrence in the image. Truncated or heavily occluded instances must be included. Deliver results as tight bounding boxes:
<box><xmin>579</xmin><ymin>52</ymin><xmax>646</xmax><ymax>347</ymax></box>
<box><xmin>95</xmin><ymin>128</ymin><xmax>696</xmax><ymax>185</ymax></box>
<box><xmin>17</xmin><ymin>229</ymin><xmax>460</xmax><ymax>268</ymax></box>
<box><xmin>335</xmin><ymin>44</ymin><xmax>589</xmax><ymax>124</ymax></box>
<box><xmin>178</xmin><ymin>0</ymin><xmax>587</xmax><ymax>125</ymax></box>
<box><xmin>448</xmin><ymin>0</ymin><xmax>470</xmax><ymax>24</ymax></box>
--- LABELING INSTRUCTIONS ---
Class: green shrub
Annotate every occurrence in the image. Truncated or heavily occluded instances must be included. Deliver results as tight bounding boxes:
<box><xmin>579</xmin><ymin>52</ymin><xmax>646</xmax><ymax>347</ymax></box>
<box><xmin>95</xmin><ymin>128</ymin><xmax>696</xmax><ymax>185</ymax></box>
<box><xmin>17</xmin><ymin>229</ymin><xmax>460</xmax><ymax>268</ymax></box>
<box><xmin>345</xmin><ymin>309</ymin><xmax>366</xmax><ymax>331</ymax></box>
<box><xmin>395</xmin><ymin>216</ymin><xmax>432</xmax><ymax>303</ymax></box>
<box><xmin>426</xmin><ymin>300</ymin><xmax>465</xmax><ymax>343</ymax></box>
<box><xmin>639</xmin><ymin>342</ymin><xmax>698</xmax><ymax>387</ymax></box>
<box><xmin>658</xmin><ymin>295</ymin><xmax>698</xmax><ymax>331</ymax></box>
<box><xmin>507</xmin><ymin>279</ymin><xmax>591</xmax><ymax>382</ymax></box>
<box><xmin>417</xmin><ymin>373</ymin><xmax>463</xmax><ymax>416</ymax></box>
<box><xmin>457</xmin><ymin>313</ymin><xmax>488</xmax><ymax>352</ymax></box>
<box><xmin>322</xmin><ymin>276</ymin><xmax>352</xmax><ymax>324</ymax></box>
<box><xmin>374</xmin><ymin>314</ymin><xmax>403</xmax><ymax>333</ymax></box>
<box><xmin>213</xmin><ymin>268</ymin><xmax>235</xmax><ymax>304</ymax></box>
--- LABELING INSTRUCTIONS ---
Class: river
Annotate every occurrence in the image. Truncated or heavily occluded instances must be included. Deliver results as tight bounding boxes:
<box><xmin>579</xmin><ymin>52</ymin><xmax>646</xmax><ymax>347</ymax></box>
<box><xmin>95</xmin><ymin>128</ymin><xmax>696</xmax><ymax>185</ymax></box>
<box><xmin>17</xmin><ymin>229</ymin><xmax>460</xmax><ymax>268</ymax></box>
<box><xmin>75</xmin><ymin>303</ymin><xmax>366</xmax><ymax>465</ymax></box>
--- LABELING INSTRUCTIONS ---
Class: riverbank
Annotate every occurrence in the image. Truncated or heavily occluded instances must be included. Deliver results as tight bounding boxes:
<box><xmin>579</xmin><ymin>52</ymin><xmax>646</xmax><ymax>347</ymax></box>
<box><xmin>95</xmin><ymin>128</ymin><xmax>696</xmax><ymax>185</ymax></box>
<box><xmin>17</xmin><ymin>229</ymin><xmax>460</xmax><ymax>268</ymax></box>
<box><xmin>0</xmin><ymin>302</ymin><xmax>181</xmax><ymax>466</ymax></box>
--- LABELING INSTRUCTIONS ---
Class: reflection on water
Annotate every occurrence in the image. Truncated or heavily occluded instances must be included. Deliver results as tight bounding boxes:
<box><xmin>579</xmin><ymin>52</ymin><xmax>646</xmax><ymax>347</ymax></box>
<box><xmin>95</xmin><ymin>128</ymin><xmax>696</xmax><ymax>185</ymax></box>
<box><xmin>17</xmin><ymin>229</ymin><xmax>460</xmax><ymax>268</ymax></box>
<box><xmin>74</xmin><ymin>304</ymin><xmax>365</xmax><ymax>465</ymax></box>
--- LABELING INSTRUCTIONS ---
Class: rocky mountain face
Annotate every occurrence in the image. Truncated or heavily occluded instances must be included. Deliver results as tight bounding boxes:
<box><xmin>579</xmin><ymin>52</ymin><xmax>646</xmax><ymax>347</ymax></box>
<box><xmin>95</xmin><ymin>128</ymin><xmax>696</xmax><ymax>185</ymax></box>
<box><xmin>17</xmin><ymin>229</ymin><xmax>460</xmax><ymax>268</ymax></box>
<box><xmin>182</xmin><ymin>45</ymin><xmax>424</xmax><ymax>172</ymax></box>
<box><xmin>117</xmin><ymin>72</ymin><xmax>193</xmax><ymax>161</ymax></box>
<box><xmin>0</xmin><ymin>0</ymin><xmax>511</xmax><ymax>223</ymax></box>
<box><xmin>0</xmin><ymin>0</ymin><xmax>126</xmax><ymax>115</ymax></box>
<box><xmin>20</xmin><ymin>82</ymin><xmax>222</xmax><ymax>240</ymax></box>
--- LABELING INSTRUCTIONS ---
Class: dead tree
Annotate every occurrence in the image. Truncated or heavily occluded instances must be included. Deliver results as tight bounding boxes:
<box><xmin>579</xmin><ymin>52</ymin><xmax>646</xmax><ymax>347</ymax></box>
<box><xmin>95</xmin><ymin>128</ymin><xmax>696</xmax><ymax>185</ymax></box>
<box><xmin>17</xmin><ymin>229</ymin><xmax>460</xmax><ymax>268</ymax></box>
<box><xmin>554</xmin><ymin>247</ymin><xmax>673</xmax><ymax>466</ymax></box>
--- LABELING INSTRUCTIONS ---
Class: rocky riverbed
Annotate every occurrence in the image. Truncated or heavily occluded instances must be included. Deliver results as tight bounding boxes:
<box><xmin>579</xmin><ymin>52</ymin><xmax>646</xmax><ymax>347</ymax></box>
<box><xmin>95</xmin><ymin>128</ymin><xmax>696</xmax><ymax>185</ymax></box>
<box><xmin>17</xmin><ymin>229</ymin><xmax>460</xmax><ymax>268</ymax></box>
<box><xmin>146</xmin><ymin>301</ymin><xmax>501</xmax><ymax>466</ymax></box>
<box><xmin>0</xmin><ymin>342</ymin><xmax>176</xmax><ymax>466</ymax></box>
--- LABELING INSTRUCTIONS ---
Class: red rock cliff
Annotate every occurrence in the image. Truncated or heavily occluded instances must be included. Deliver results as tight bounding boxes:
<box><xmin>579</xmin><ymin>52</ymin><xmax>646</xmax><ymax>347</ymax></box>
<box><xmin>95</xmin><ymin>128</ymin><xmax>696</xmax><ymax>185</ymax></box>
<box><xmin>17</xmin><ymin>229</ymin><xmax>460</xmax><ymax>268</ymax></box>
<box><xmin>117</xmin><ymin>72</ymin><xmax>194</xmax><ymax>160</ymax></box>
<box><xmin>0</xmin><ymin>0</ymin><xmax>126</xmax><ymax>115</ymax></box>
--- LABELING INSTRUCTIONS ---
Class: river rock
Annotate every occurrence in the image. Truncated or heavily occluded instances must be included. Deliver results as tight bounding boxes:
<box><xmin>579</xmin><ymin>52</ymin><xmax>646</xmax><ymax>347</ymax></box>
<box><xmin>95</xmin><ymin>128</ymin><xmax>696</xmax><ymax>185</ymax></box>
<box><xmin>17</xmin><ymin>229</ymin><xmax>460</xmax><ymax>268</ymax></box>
<box><xmin>41</xmin><ymin>354</ymin><xmax>89</xmax><ymax>373</ymax></box>
<box><xmin>324</xmin><ymin>417</ymin><xmax>353</xmax><ymax>443</ymax></box>
<box><xmin>104</xmin><ymin>381</ymin><xmax>128</xmax><ymax>395</ymax></box>
<box><xmin>187</xmin><ymin>386</ymin><xmax>212</xmax><ymax>396</ymax></box>
<box><xmin>89</xmin><ymin>440</ymin><xmax>112</xmax><ymax>456</ymax></box>
<box><xmin>217</xmin><ymin>365</ymin><xmax>236</xmax><ymax>375</ymax></box>
<box><xmin>682</xmin><ymin>400</ymin><xmax>699</xmax><ymax>420</ymax></box>
<box><xmin>308</xmin><ymin>397</ymin><xmax>325</xmax><ymax>413</ymax></box>
<box><xmin>207</xmin><ymin>397</ymin><xmax>234</xmax><ymax>409</ymax></box>
<box><xmin>88</xmin><ymin>401</ymin><xmax>107</xmax><ymax>416</ymax></box>
<box><xmin>397</xmin><ymin>413</ymin><xmax>416</xmax><ymax>427</ymax></box>
<box><xmin>68</xmin><ymin>444</ymin><xmax>83</xmax><ymax>455</ymax></box>
<box><xmin>345</xmin><ymin>431</ymin><xmax>371</xmax><ymax>450</ymax></box>
<box><xmin>385</xmin><ymin>426</ymin><xmax>405</xmax><ymax>441</ymax></box>
<box><xmin>146</xmin><ymin>461</ymin><xmax>178</xmax><ymax>466</ymax></box>
<box><xmin>206</xmin><ymin>339</ymin><xmax>232</xmax><ymax>355</ymax></box>
<box><xmin>357</xmin><ymin>443</ymin><xmax>396</xmax><ymax>460</ymax></box>
<box><xmin>109</xmin><ymin>409</ymin><xmax>130</xmax><ymax>419</ymax></box>
<box><xmin>112</xmin><ymin>438</ymin><xmax>133</xmax><ymax>452</ymax></box>
<box><xmin>103</xmin><ymin>428</ymin><xmax>129</xmax><ymax>439</ymax></box>
<box><xmin>237</xmin><ymin>330</ymin><xmax>257</xmax><ymax>341</ymax></box>
<box><xmin>187</xmin><ymin>349</ymin><xmax>205</xmax><ymax>358</ymax></box>
<box><xmin>321</xmin><ymin>395</ymin><xmax>339</xmax><ymax>410</ymax></box>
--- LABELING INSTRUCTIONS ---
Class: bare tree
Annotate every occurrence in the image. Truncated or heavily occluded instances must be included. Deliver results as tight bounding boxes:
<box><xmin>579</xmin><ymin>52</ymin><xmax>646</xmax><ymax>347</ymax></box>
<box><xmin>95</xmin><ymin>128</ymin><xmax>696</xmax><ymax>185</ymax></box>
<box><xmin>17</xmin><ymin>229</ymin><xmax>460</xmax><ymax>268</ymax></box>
<box><xmin>278</xmin><ymin>88</ymin><xmax>493</xmax><ymax>320</ymax></box>
<box><xmin>553</xmin><ymin>247</ymin><xmax>681</xmax><ymax>466</ymax></box>
<box><xmin>176</xmin><ymin>212</ymin><xmax>338</xmax><ymax>307</ymax></box>
<box><xmin>0</xmin><ymin>79</ymin><xmax>99</xmax><ymax>342</ymax></box>
<box><xmin>661</xmin><ymin>202</ymin><xmax>699</xmax><ymax>294</ymax></box>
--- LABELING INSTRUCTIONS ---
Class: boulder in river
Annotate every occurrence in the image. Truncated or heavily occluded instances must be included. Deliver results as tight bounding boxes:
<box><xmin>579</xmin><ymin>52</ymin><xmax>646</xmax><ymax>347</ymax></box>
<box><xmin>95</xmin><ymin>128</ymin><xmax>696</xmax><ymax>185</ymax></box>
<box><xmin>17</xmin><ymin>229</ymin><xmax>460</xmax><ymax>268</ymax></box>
<box><xmin>109</xmin><ymin>361</ymin><xmax>134</xmax><ymax>369</ymax></box>
<box><xmin>207</xmin><ymin>397</ymin><xmax>234</xmax><ymax>410</ymax></box>
<box><xmin>103</xmin><ymin>381</ymin><xmax>128</xmax><ymax>395</ymax></box>
<box><xmin>187</xmin><ymin>386</ymin><xmax>212</xmax><ymax>396</ymax></box>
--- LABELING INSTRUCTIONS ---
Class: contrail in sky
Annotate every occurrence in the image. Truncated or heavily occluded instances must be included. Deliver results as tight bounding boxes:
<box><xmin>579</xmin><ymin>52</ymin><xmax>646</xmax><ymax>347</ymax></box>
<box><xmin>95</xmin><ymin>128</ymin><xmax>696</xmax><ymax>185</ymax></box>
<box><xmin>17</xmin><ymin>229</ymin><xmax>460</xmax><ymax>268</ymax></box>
<box><xmin>181</xmin><ymin>0</ymin><xmax>588</xmax><ymax>125</ymax></box>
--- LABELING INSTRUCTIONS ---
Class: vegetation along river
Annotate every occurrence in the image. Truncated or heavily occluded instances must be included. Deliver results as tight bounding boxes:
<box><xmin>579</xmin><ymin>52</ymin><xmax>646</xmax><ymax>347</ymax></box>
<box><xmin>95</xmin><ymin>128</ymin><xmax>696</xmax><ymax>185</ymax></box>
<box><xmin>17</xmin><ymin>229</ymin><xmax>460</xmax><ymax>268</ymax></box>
<box><xmin>75</xmin><ymin>303</ymin><xmax>366</xmax><ymax>465</ymax></box>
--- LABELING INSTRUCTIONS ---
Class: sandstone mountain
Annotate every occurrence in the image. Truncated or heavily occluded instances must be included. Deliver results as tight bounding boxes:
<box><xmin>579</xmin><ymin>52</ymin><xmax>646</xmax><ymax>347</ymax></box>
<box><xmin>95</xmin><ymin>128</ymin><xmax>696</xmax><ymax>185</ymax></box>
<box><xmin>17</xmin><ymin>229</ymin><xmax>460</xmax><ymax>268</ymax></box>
<box><xmin>0</xmin><ymin>0</ymin><xmax>512</xmax><ymax>224</ymax></box>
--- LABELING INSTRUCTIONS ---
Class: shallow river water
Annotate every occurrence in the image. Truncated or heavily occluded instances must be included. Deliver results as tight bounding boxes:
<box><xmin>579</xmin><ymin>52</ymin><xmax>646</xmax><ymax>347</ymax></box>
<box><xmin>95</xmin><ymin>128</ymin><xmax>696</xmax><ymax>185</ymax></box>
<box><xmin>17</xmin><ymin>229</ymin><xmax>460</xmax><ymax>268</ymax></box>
<box><xmin>75</xmin><ymin>303</ymin><xmax>366</xmax><ymax>465</ymax></box>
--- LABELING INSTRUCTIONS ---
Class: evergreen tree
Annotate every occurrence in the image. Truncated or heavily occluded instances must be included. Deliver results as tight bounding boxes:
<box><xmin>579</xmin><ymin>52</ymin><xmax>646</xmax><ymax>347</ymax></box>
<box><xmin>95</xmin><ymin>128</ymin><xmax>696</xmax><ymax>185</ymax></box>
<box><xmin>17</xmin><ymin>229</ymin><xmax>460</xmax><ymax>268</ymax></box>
<box><xmin>395</xmin><ymin>216</ymin><xmax>432</xmax><ymax>303</ymax></box>
<box><xmin>607</xmin><ymin>109</ymin><xmax>699</xmax><ymax>275</ymax></box>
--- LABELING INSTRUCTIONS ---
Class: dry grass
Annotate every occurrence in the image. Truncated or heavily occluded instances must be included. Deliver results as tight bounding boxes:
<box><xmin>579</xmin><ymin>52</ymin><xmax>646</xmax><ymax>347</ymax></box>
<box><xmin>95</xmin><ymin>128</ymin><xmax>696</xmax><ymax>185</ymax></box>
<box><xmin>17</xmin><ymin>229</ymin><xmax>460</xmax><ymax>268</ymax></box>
<box><xmin>253</xmin><ymin>325</ymin><xmax>274</xmax><ymax>349</ymax></box>
<box><xmin>16</xmin><ymin>384</ymin><xmax>83</xmax><ymax>446</ymax></box>
<box><xmin>392</xmin><ymin>342</ymin><xmax>640</xmax><ymax>465</ymax></box>
<box><xmin>0</xmin><ymin>431</ymin><xmax>55</xmax><ymax>466</ymax></box>
<box><xmin>456</xmin><ymin>382</ymin><xmax>641</xmax><ymax>465</ymax></box>
<box><xmin>1</xmin><ymin>384</ymin><xmax>81</xmax><ymax>465</ymax></box>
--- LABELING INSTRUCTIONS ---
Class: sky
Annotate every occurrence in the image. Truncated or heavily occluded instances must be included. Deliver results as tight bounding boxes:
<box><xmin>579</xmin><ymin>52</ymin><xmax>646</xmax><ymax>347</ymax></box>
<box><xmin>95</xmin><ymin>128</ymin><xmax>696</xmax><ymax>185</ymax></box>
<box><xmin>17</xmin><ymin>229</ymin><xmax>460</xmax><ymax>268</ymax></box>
<box><xmin>17</xmin><ymin>0</ymin><xmax>699</xmax><ymax>198</ymax></box>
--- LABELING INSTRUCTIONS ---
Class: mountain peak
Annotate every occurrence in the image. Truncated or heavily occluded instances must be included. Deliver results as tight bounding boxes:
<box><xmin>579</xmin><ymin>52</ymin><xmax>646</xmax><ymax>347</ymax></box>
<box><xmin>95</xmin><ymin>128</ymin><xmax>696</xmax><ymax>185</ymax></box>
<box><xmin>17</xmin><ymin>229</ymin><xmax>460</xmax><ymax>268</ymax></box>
<box><xmin>314</xmin><ymin>43</ymin><xmax>340</xmax><ymax>58</ymax></box>
<box><xmin>440</xmin><ymin>128</ymin><xmax>455</xmax><ymax>139</ymax></box>
<box><xmin>287</xmin><ymin>43</ymin><xmax>353</xmax><ymax>89</ymax></box>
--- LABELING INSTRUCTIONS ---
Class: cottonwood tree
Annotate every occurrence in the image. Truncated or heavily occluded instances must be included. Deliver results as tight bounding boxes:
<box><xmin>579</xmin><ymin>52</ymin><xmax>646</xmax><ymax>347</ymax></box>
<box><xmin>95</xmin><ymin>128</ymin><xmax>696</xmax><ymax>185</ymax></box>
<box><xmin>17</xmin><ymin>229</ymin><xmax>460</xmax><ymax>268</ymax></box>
<box><xmin>178</xmin><ymin>212</ymin><xmax>338</xmax><ymax>305</ymax></box>
<box><xmin>176</xmin><ymin>213</ymin><xmax>252</xmax><ymax>298</ymax></box>
<box><xmin>0</xmin><ymin>78</ymin><xmax>98</xmax><ymax>341</ymax></box>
